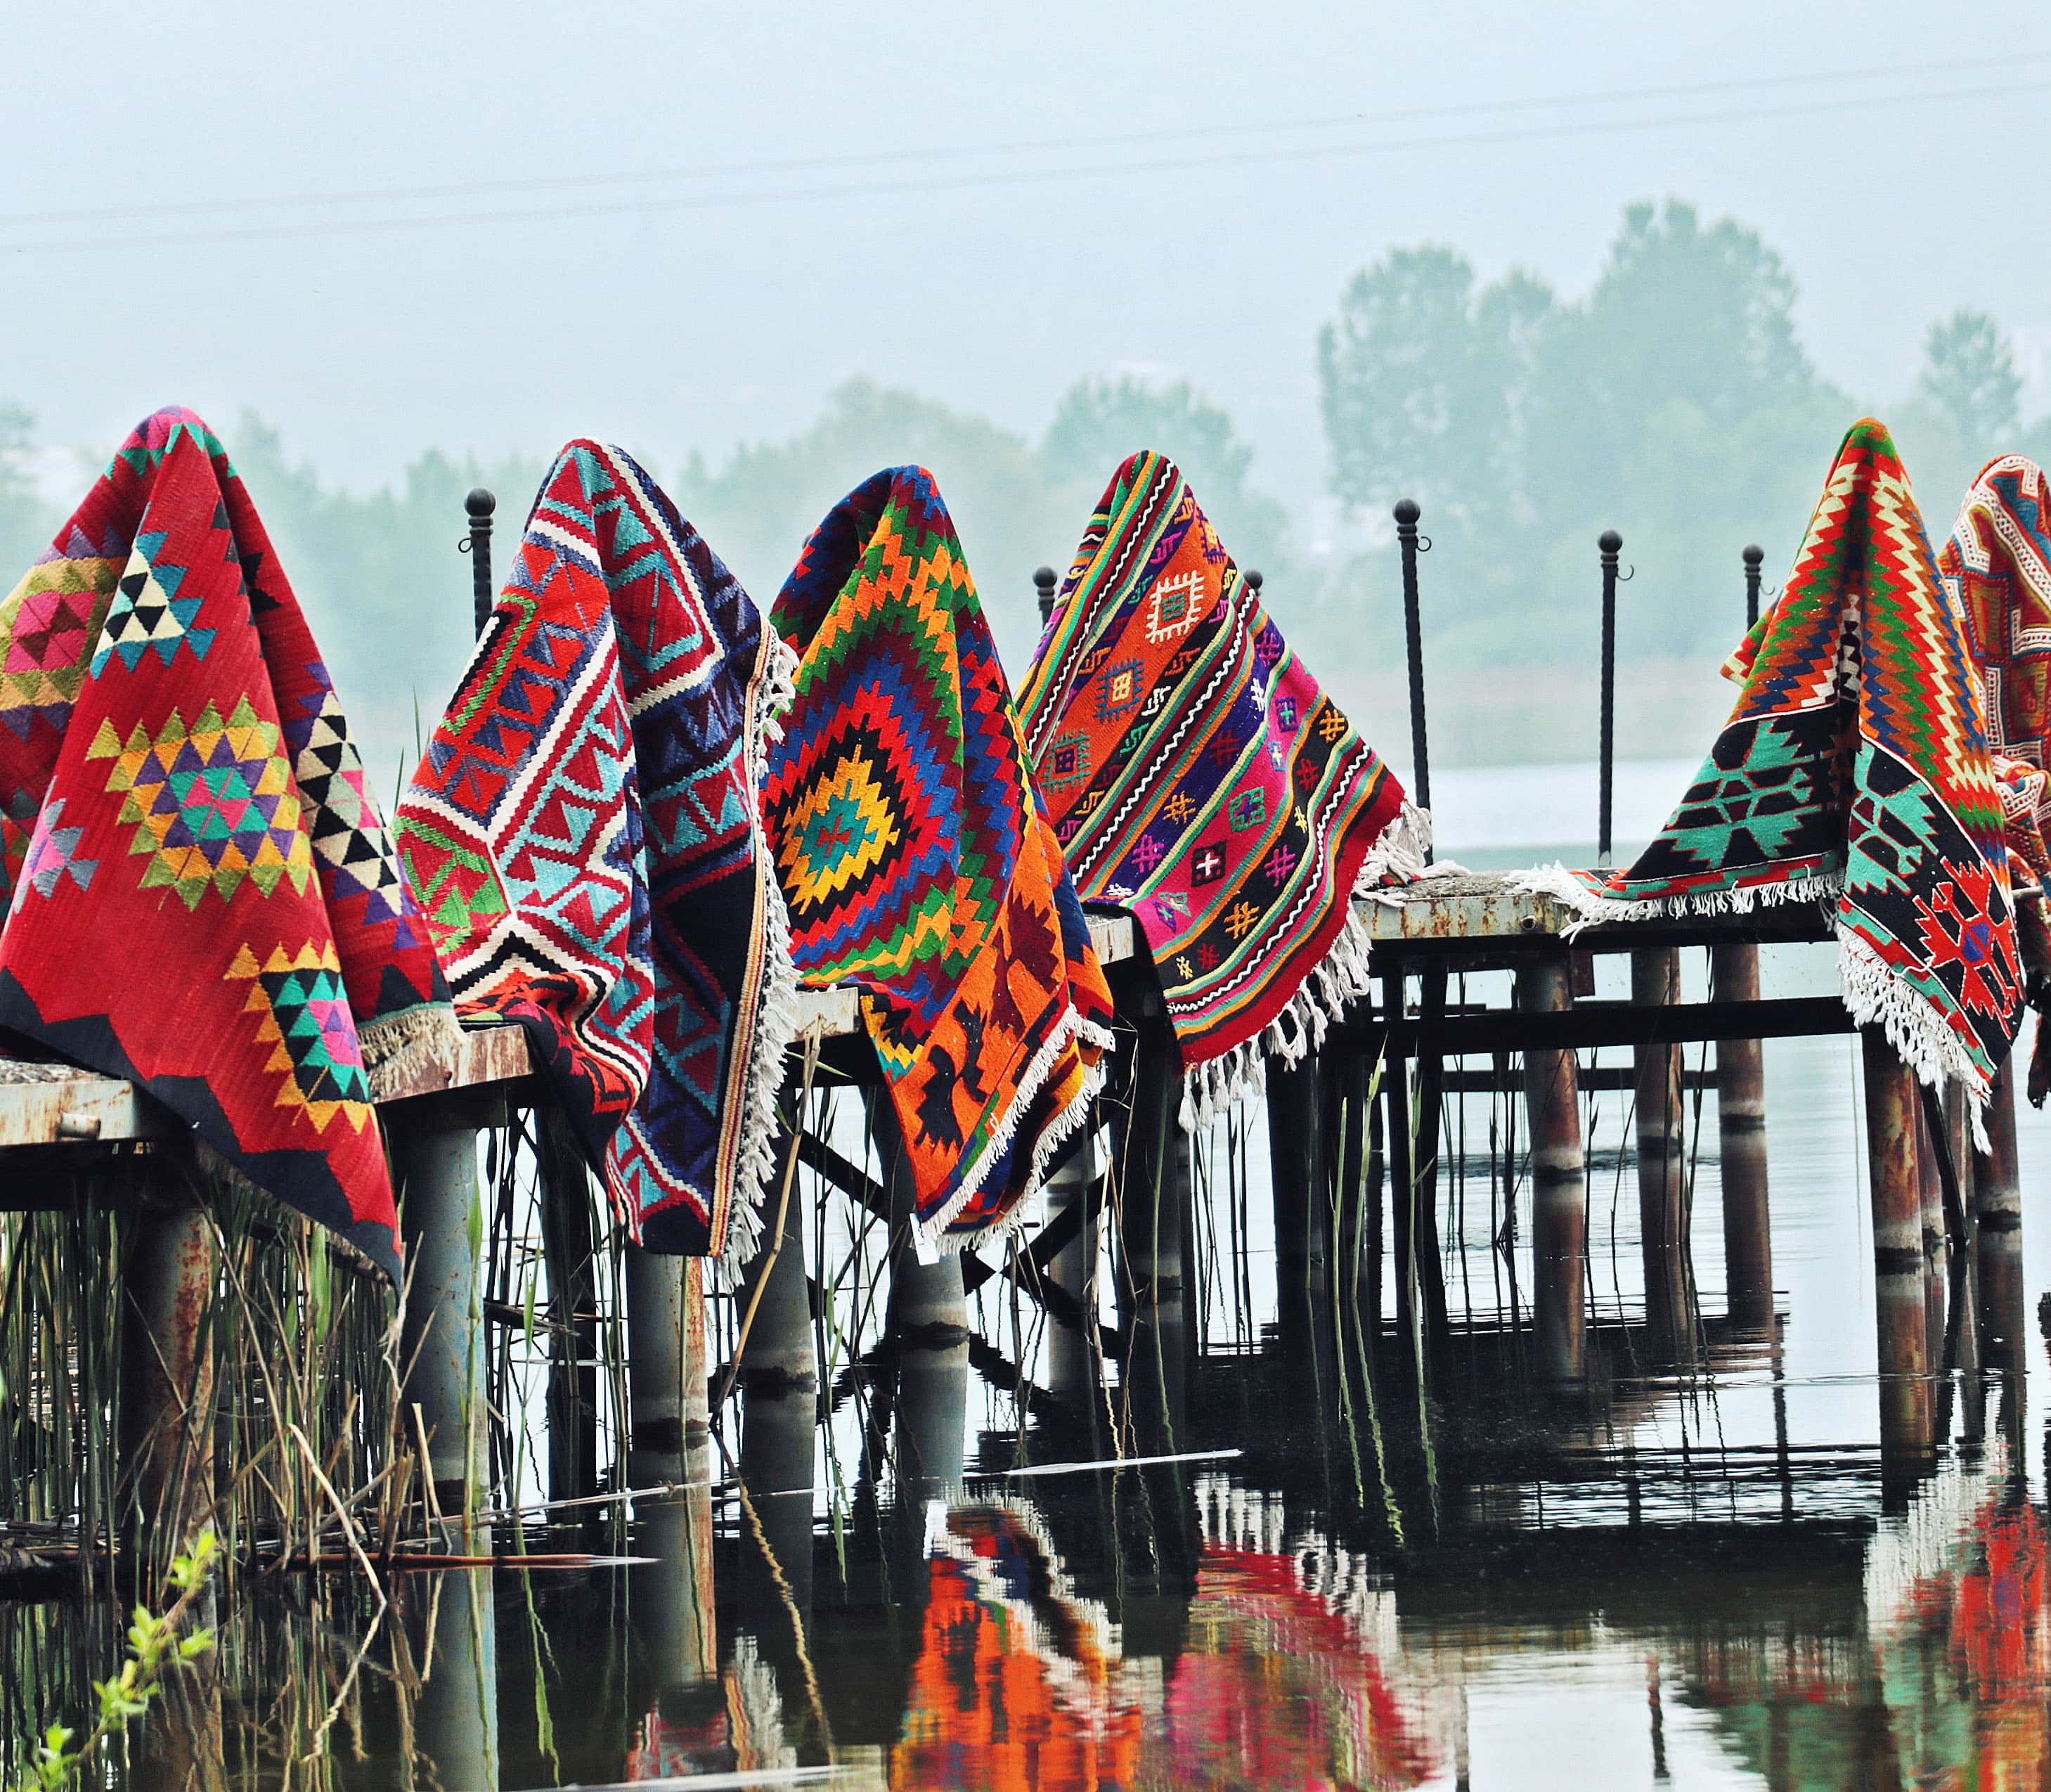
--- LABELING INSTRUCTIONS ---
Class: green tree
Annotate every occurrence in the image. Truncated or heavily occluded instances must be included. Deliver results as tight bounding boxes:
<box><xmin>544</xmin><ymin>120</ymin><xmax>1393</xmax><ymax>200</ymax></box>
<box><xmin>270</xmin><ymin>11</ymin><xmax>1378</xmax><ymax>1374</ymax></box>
<box><xmin>1038</xmin><ymin>375</ymin><xmax>1293</xmax><ymax>584</ymax></box>
<box><xmin>1917</xmin><ymin>309</ymin><xmax>2022</xmax><ymax>451</ymax></box>
<box><xmin>678</xmin><ymin>378</ymin><xmax>1092</xmax><ymax>669</ymax></box>
<box><xmin>1316</xmin><ymin>245</ymin><xmax>1553</xmax><ymax>533</ymax></box>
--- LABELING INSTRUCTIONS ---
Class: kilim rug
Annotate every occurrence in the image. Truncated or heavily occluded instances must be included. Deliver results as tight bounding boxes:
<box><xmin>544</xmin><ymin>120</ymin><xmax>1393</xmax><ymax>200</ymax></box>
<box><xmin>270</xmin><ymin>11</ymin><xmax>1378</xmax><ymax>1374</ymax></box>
<box><xmin>1936</xmin><ymin>453</ymin><xmax>2051</xmax><ymax>1100</ymax></box>
<box><xmin>761</xmin><ymin>467</ymin><xmax>1114</xmax><ymax>1253</ymax></box>
<box><xmin>1937</xmin><ymin>456</ymin><xmax>2051</xmax><ymax>892</ymax></box>
<box><xmin>1519</xmin><ymin>418</ymin><xmax>2023</xmax><ymax>1130</ymax></box>
<box><xmin>1016</xmin><ymin>451</ymin><xmax>1427</xmax><ymax>1127</ymax></box>
<box><xmin>0</xmin><ymin>408</ymin><xmax>453</xmax><ymax>1277</ymax></box>
<box><xmin>397</xmin><ymin>442</ymin><xmax>799</xmax><ymax>1265</ymax></box>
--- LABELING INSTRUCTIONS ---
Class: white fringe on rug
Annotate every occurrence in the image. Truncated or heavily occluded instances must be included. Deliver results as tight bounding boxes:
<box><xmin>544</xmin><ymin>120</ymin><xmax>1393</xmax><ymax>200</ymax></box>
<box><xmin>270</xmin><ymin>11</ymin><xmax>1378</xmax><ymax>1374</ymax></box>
<box><xmin>1509</xmin><ymin>860</ymin><xmax>1844</xmax><ymax>935</ymax></box>
<box><xmin>711</xmin><ymin>628</ymin><xmax>805</xmax><ymax>1283</ymax></box>
<box><xmin>1179</xmin><ymin>800</ymin><xmax>1434</xmax><ymax>1133</ymax></box>
<box><xmin>1513</xmin><ymin>860</ymin><xmax>1993</xmax><ymax>1148</ymax></box>
<box><xmin>361</xmin><ymin>999</ymin><xmax>467</xmax><ymax>1100</ymax></box>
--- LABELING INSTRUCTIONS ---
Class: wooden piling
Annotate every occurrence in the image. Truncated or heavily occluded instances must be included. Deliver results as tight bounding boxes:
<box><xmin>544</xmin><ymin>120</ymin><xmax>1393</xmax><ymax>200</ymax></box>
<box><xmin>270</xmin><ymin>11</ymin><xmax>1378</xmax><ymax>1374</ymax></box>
<box><xmin>119</xmin><ymin>1152</ymin><xmax>216</xmax><ymax>1545</ymax></box>
<box><xmin>1712</xmin><ymin>943</ymin><xmax>1773</xmax><ymax>1332</ymax></box>
<box><xmin>1631</xmin><ymin>948</ymin><xmax>1691</xmax><ymax>1356</ymax></box>
<box><xmin>634</xmin><ymin>1256</ymin><xmax>716</xmax><ymax>1682</ymax></box>
<box><xmin>1861</xmin><ymin>1033</ymin><xmax>1934</xmax><ymax>1472</ymax></box>
<box><xmin>624</xmin><ymin>1244</ymin><xmax>687</xmax><ymax>1482</ymax></box>
<box><xmin>388</xmin><ymin>1090</ymin><xmax>494</xmax><ymax>1523</ymax></box>
<box><xmin>735</xmin><ymin>1124</ymin><xmax>817</xmax><ymax>1632</ymax></box>
<box><xmin>1913</xmin><ymin>1095</ymin><xmax>1949</xmax><ymax>1381</ymax></box>
<box><xmin>1973</xmin><ymin>1058</ymin><xmax>2026</xmax><ymax>1369</ymax></box>
<box><xmin>877</xmin><ymin>1098</ymin><xmax>969</xmax><ymax>1488</ymax></box>
<box><xmin>1044</xmin><ymin>1129</ymin><xmax>1101</xmax><ymax>1399</ymax></box>
<box><xmin>1116</xmin><ymin>1021</ymin><xmax>1187</xmax><ymax>1447</ymax></box>
<box><xmin>1516</xmin><ymin>956</ymin><xmax>1588</xmax><ymax>1385</ymax></box>
<box><xmin>1266</xmin><ymin>1049</ymin><xmax>1328</xmax><ymax>1363</ymax></box>
<box><xmin>536</xmin><ymin>1109</ymin><xmax>601</xmax><ymax>1508</ymax></box>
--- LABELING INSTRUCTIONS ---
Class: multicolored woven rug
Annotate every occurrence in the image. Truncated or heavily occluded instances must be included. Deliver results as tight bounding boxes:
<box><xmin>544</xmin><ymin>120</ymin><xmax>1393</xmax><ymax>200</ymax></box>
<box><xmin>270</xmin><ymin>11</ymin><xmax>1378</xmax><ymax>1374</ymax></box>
<box><xmin>762</xmin><ymin>467</ymin><xmax>1113</xmax><ymax>1253</ymax></box>
<box><xmin>0</xmin><ymin>408</ymin><xmax>453</xmax><ymax>1277</ymax></box>
<box><xmin>1937</xmin><ymin>456</ymin><xmax>2051</xmax><ymax>893</ymax></box>
<box><xmin>1936</xmin><ymin>453</ymin><xmax>2051</xmax><ymax>1100</ymax></box>
<box><xmin>397</xmin><ymin>442</ymin><xmax>798</xmax><ymax>1265</ymax></box>
<box><xmin>1520</xmin><ymin>418</ymin><xmax>2023</xmax><ymax>1123</ymax></box>
<box><xmin>1016</xmin><ymin>451</ymin><xmax>1425</xmax><ymax>1126</ymax></box>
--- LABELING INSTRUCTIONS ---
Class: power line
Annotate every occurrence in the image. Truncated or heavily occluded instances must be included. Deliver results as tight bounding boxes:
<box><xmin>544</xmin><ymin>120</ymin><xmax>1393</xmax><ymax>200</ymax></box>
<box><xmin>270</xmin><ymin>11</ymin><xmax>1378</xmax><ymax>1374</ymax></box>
<box><xmin>6</xmin><ymin>72</ymin><xmax>2048</xmax><ymax>257</ymax></box>
<box><xmin>4</xmin><ymin>50</ymin><xmax>2049</xmax><ymax>232</ymax></box>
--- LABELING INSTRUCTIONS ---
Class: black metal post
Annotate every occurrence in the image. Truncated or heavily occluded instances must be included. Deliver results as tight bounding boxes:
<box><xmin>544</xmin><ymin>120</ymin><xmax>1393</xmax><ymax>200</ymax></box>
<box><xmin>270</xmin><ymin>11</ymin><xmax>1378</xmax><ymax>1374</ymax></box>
<box><xmin>1598</xmin><ymin>529</ymin><xmax>1621</xmax><ymax>867</ymax></box>
<box><xmin>1034</xmin><ymin>565</ymin><xmax>1058</xmax><ymax>626</ymax></box>
<box><xmin>1245</xmin><ymin>568</ymin><xmax>1264</xmax><ymax>595</ymax></box>
<box><xmin>1394</xmin><ymin>501</ymin><xmax>1432</xmax><ymax>855</ymax></box>
<box><xmin>1742</xmin><ymin>543</ymin><xmax>1764</xmax><ymax>631</ymax></box>
<box><xmin>466</xmin><ymin>488</ymin><xmax>496</xmax><ymax>638</ymax></box>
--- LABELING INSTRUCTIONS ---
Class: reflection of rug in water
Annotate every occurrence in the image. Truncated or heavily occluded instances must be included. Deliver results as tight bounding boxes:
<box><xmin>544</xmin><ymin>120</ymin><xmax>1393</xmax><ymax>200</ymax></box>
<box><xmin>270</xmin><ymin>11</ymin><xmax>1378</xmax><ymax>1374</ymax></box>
<box><xmin>891</xmin><ymin>1502</ymin><xmax>1146</xmax><ymax>1791</ymax></box>
<box><xmin>624</xmin><ymin>1635</ymin><xmax>794</xmax><ymax>1784</ymax></box>
<box><xmin>1183</xmin><ymin>1478</ymin><xmax>1445</xmax><ymax>1791</ymax></box>
<box><xmin>1863</xmin><ymin>1443</ymin><xmax>2050</xmax><ymax>1786</ymax></box>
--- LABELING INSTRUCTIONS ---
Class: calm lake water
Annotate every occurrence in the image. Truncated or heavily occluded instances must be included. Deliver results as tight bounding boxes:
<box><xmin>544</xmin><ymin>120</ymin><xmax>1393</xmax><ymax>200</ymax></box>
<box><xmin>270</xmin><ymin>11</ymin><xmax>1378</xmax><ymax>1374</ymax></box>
<box><xmin>6</xmin><ymin>761</ymin><xmax>2050</xmax><ymax>1791</ymax></box>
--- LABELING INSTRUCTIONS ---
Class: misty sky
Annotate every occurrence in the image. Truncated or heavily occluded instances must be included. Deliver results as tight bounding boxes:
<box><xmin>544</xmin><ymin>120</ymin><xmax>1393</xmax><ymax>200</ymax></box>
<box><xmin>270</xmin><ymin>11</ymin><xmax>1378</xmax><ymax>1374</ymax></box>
<box><xmin>7</xmin><ymin>0</ymin><xmax>2050</xmax><ymax>541</ymax></box>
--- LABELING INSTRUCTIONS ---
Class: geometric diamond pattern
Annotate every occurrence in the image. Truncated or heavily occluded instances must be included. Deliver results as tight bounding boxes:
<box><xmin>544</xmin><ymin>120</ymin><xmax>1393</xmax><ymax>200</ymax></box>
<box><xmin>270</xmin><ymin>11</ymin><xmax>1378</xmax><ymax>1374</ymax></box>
<box><xmin>1</xmin><ymin>566</ymin><xmax>109</xmax><ymax>737</ymax></box>
<box><xmin>85</xmin><ymin>694</ymin><xmax>312</xmax><ymax>910</ymax></box>
<box><xmin>19</xmin><ymin>796</ymin><xmax>98</xmax><ymax>897</ymax></box>
<box><xmin>290</xmin><ymin>688</ymin><xmax>404</xmax><ymax>915</ymax></box>
<box><xmin>225</xmin><ymin>939</ymin><xmax>373</xmax><ymax>1133</ymax></box>
<box><xmin>90</xmin><ymin>530</ymin><xmax>216</xmax><ymax>676</ymax></box>
<box><xmin>764</xmin><ymin>465</ymin><xmax>1115</xmax><ymax>1246</ymax></box>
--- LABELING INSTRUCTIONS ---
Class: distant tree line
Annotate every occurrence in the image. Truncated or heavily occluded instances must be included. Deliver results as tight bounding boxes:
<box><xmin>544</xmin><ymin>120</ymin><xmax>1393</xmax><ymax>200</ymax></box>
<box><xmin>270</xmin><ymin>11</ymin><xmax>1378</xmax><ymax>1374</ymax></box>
<box><xmin>2</xmin><ymin>198</ymin><xmax>2047</xmax><ymax>778</ymax></box>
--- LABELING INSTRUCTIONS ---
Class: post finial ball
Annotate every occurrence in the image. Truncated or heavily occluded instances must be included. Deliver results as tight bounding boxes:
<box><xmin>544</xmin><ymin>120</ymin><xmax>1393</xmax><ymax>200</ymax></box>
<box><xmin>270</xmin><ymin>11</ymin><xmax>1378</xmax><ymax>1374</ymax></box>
<box><xmin>465</xmin><ymin>488</ymin><xmax>496</xmax><ymax>520</ymax></box>
<box><xmin>1742</xmin><ymin>543</ymin><xmax>1764</xmax><ymax>567</ymax></box>
<box><xmin>1393</xmin><ymin>498</ymin><xmax>1421</xmax><ymax>527</ymax></box>
<box><xmin>1598</xmin><ymin>529</ymin><xmax>1623</xmax><ymax>555</ymax></box>
<box><xmin>1033</xmin><ymin>565</ymin><xmax>1056</xmax><ymax>592</ymax></box>
<box><xmin>1245</xmin><ymin>569</ymin><xmax>1264</xmax><ymax>592</ymax></box>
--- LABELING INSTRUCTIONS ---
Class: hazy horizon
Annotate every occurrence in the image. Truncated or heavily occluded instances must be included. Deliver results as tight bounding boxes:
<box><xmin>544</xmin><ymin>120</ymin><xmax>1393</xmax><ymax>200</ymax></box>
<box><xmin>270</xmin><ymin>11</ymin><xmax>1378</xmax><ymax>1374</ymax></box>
<box><xmin>7</xmin><ymin>1</ymin><xmax>2050</xmax><ymax>535</ymax></box>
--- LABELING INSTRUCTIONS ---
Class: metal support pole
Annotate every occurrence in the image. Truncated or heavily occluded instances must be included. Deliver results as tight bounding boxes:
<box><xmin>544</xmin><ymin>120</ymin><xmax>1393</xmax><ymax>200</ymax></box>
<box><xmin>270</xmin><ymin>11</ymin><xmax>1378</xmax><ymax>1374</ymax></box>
<box><xmin>465</xmin><ymin>489</ymin><xmax>496</xmax><ymax>637</ymax></box>
<box><xmin>1033</xmin><ymin>563</ymin><xmax>1059</xmax><ymax>627</ymax></box>
<box><xmin>1631</xmin><ymin>948</ymin><xmax>1690</xmax><ymax>1358</ymax></box>
<box><xmin>119</xmin><ymin>1152</ymin><xmax>216</xmax><ymax>1547</ymax></box>
<box><xmin>389</xmin><ymin>1089</ymin><xmax>494</xmax><ymax>1526</ymax></box>
<box><xmin>1861</xmin><ymin>1033</ymin><xmax>1934</xmax><ymax>1479</ymax></box>
<box><xmin>1974</xmin><ymin>1058</ymin><xmax>2026</xmax><ymax>1368</ymax></box>
<box><xmin>1598</xmin><ymin>530</ymin><xmax>1622</xmax><ymax>867</ymax></box>
<box><xmin>1712</xmin><ymin>943</ymin><xmax>1774</xmax><ymax>1332</ymax></box>
<box><xmin>1517</xmin><ymin>956</ymin><xmax>1588</xmax><ymax>1384</ymax></box>
<box><xmin>1742</xmin><ymin>543</ymin><xmax>1765</xmax><ymax>631</ymax></box>
<box><xmin>1394</xmin><ymin>501</ymin><xmax>1433</xmax><ymax>840</ymax></box>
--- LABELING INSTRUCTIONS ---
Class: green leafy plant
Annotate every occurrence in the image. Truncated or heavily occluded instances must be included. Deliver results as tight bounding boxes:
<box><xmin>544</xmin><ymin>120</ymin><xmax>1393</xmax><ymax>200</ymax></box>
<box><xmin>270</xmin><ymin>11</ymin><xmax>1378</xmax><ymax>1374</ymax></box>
<box><xmin>12</xmin><ymin>1529</ymin><xmax>219</xmax><ymax>1792</ymax></box>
